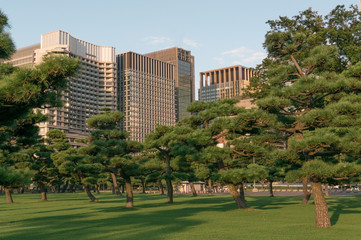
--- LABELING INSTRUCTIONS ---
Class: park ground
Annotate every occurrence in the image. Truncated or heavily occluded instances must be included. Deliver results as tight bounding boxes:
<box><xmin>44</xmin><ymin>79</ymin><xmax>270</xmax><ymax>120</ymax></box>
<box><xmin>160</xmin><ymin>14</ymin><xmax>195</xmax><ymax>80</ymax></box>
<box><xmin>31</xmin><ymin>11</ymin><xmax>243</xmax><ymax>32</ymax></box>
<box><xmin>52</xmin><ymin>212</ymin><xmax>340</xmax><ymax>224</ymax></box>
<box><xmin>1</xmin><ymin>192</ymin><xmax>361</xmax><ymax>240</ymax></box>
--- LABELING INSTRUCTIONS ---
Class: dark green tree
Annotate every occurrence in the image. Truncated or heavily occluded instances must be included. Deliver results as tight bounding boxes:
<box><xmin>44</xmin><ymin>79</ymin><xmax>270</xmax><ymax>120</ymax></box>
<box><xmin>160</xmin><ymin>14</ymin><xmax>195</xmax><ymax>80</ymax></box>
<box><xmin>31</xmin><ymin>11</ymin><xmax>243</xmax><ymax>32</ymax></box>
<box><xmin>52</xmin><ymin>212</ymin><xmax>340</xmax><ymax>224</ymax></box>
<box><xmin>181</xmin><ymin>100</ymin><xmax>276</xmax><ymax>208</ymax></box>
<box><xmin>46</xmin><ymin>129</ymin><xmax>73</xmax><ymax>193</ymax></box>
<box><xmin>0</xmin><ymin>10</ymin><xmax>79</xmax><ymax>200</ymax></box>
<box><xmin>206</xmin><ymin>107</ymin><xmax>276</xmax><ymax>208</ymax></box>
<box><xmin>0</xmin><ymin>10</ymin><xmax>15</xmax><ymax>59</ymax></box>
<box><xmin>248</xmin><ymin>5</ymin><xmax>361</xmax><ymax>227</ymax></box>
<box><xmin>181</xmin><ymin>99</ymin><xmax>242</xmax><ymax>195</ymax></box>
<box><xmin>145</xmin><ymin>124</ymin><xmax>209</xmax><ymax>203</ymax></box>
<box><xmin>80</xmin><ymin>109</ymin><xmax>142</xmax><ymax>208</ymax></box>
<box><xmin>0</xmin><ymin>166</ymin><xmax>32</xmax><ymax>203</ymax></box>
<box><xmin>49</xmin><ymin>130</ymin><xmax>101</xmax><ymax>202</ymax></box>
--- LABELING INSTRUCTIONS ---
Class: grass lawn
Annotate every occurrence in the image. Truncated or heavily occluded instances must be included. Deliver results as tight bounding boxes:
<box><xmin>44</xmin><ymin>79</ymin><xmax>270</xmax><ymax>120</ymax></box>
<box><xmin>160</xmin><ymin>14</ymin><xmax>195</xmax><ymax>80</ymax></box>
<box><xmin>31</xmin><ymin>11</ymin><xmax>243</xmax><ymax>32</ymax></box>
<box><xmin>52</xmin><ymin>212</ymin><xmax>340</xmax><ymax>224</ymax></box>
<box><xmin>0</xmin><ymin>192</ymin><xmax>361</xmax><ymax>240</ymax></box>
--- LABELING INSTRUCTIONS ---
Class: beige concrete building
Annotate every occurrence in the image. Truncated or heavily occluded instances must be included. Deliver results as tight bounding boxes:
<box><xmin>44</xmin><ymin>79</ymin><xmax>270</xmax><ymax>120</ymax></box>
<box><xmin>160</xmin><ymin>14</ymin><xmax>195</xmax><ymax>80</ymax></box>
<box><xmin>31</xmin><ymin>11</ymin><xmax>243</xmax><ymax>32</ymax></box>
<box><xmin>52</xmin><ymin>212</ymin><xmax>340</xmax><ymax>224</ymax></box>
<box><xmin>145</xmin><ymin>47</ymin><xmax>195</xmax><ymax>121</ymax></box>
<box><xmin>6</xmin><ymin>30</ymin><xmax>117</xmax><ymax>144</ymax></box>
<box><xmin>199</xmin><ymin>65</ymin><xmax>254</xmax><ymax>103</ymax></box>
<box><xmin>117</xmin><ymin>51</ymin><xmax>176</xmax><ymax>142</ymax></box>
<box><xmin>5</xmin><ymin>44</ymin><xmax>40</xmax><ymax>67</ymax></box>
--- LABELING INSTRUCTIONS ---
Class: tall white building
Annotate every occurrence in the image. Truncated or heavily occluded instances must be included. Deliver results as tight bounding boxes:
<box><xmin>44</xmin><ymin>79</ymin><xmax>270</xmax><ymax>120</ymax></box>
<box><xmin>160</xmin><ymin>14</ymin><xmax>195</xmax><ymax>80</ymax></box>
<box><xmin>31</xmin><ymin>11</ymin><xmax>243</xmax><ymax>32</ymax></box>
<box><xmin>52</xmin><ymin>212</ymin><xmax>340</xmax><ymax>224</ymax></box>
<box><xmin>7</xmin><ymin>30</ymin><xmax>117</xmax><ymax>144</ymax></box>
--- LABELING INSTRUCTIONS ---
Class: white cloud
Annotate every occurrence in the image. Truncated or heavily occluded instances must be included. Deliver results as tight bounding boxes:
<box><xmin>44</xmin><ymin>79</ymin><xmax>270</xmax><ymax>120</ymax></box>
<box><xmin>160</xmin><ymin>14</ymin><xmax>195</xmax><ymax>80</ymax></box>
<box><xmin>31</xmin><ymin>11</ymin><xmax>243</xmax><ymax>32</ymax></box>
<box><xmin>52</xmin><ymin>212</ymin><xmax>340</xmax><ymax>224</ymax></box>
<box><xmin>212</xmin><ymin>57</ymin><xmax>224</xmax><ymax>65</ymax></box>
<box><xmin>182</xmin><ymin>38</ymin><xmax>199</xmax><ymax>48</ymax></box>
<box><xmin>143</xmin><ymin>36</ymin><xmax>173</xmax><ymax>45</ymax></box>
<box><xmin>222</xmin><ymin>46</ymin><xmax>253</xmax><ymax>58</ymax></box>
<box><xmin>220</xmin><ymin>46</ymin><xmax>266</xmax><ymax>66</ymax></box>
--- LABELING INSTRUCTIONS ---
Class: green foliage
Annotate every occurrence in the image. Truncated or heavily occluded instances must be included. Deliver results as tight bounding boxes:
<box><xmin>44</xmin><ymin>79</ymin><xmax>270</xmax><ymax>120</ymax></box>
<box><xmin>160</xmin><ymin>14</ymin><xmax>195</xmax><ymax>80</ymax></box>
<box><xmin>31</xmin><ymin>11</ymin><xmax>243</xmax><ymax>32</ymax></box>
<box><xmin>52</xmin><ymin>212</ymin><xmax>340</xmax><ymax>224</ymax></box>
<box><xmin>0</xmin><ymin>11</ymin><xmax>80</xmax><ymax>195</ymax></box>
<box><xmin>0</xmin><ymin>10</ymin><xmax>15</xmax><ymax>59</ymax></box>
<box><xmin>86</xmin><ymin>111</ymin><xmax>123</xmax><ymax>130</ymax></box>
<box><xmin>0</xmin><ymin>166</ymin><xmax>32</xmax><ymax>188</ymax></box>
<box><xmin>286</xmin><ymin>160</ymin><xmax>361</xmax><ymax>183</ymax></box>
<box><xmin>219</xmin><ymin>164</ymin><xmax>268</xmax><ymax>184</ymax></box>
<box><xmin>249</xmin><ymin>5</ymin><xmax>361</xmax><ymax>186</ymax></box>
<box><xmin>0</xmin><ymin>55</ymin><xmax>79</xmax><ymax>127</ymax></box>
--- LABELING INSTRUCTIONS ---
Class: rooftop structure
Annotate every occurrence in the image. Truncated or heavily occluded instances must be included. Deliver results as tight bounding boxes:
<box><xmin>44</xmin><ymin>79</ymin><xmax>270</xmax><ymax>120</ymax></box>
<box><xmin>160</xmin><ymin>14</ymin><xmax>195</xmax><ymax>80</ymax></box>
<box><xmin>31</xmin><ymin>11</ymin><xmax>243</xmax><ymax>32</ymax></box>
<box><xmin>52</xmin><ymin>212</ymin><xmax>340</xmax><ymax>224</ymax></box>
<box><xmin>199</xmin><ymin>65</ymin><xmax>254</xmax><ymax>103</ymax></box>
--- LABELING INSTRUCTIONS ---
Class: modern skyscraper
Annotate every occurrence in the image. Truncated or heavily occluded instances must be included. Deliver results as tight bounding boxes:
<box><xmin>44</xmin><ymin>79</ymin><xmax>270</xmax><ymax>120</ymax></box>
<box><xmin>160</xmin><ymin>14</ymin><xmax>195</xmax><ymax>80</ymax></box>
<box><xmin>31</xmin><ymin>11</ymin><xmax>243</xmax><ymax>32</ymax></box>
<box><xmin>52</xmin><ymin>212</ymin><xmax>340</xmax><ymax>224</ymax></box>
<box><xmin>199</xmin><ymin>65</ymin><xmax>254</xmax><ymax>103</ymax></box>
<box><xmin>145</xmin><ymin>47</ymin><xmax>195</xmax><ymax>121</ymax></box>
<box><xmin>6</xmin><ymin>30</ymin><xmax>117</xmax><ymax>144</ymax></box>
<box><xmin>117</xmin><ymin>51</ymin><xmax>176</xmax><ymax>142</ymax></box>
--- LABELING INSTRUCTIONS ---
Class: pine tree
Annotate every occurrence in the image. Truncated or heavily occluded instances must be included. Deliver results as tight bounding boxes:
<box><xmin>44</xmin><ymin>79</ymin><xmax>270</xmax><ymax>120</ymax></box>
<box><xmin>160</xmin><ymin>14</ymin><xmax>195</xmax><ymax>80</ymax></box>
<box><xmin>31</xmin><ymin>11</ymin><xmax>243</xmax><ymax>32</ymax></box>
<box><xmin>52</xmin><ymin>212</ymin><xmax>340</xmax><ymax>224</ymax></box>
<box><xmin>249</xmin><ymin>5</ymin><xmax>361</xmax><ymax>227</ymax></box>
<box><xmin>180</xmin><ymin>100</ymin><xmax>277</xmax><ymax>209</ymax></box>
<box><xmin>0</xmin><ymin>10</ymin><xmax>78</xmax><ymax>200</ymax></box>
<box><xmin>80</xmin><ymin>109</ymin><xmax>142</xmax><ymax>207</ymax></box>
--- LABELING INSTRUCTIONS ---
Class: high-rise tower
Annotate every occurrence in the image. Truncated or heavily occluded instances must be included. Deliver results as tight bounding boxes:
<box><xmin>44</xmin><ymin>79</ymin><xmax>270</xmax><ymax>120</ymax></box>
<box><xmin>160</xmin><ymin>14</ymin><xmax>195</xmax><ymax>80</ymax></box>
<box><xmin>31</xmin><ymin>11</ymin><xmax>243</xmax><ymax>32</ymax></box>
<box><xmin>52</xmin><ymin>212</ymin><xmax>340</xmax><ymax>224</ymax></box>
<box><xmin>6</xmin><ymin>30</ymin><xmax>117</xmax><ymax>144</ymax></box>
<box><xmin>117</xmin><ymin>51</ymin><xmax>176</xmax><ymax>142</ymax></box>
<box><xmin>145</xmin><ymin>47</ymin><xmax>194</xmax><ymax>121</ymax></box>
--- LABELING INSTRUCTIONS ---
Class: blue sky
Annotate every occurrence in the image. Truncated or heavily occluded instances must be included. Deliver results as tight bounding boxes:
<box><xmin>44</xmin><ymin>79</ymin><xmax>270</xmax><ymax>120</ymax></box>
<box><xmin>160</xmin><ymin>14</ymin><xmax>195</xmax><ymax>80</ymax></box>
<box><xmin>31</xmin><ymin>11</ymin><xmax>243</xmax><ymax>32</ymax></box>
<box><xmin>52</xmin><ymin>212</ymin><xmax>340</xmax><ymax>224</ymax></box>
<box><xmin>1</xmin><ymin>0</ymin><xmax>358</xmax><ymax>98</ymax></box>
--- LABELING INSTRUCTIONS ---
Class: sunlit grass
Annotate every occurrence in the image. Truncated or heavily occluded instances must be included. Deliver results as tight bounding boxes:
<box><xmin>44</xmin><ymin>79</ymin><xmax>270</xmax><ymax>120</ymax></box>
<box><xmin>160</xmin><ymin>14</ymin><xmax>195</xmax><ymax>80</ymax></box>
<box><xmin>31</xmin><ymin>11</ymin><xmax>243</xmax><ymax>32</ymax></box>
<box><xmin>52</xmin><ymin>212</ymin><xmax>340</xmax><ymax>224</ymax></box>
<box><xmin>1</xmin><ymin>192</ymin><xmax>360</xmax><ymax>240</ymax></box>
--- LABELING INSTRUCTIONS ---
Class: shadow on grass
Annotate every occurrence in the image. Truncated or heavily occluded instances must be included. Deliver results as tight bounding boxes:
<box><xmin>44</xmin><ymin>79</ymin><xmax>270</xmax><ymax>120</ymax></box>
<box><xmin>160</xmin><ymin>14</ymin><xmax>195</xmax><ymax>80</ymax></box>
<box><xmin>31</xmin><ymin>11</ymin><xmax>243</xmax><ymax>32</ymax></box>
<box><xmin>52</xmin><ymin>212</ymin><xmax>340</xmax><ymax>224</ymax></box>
<box><xmin>328</xmin><ymin>195</ymin><xmax>361</xmax><ymax>226</ymax></box>
<box><xmin>4</xmin><ymin>203</ymin><xmax>205</xmax><ymax>240</ymax></box>
<box><xmin>3</xmin><ymin>193</ymin><xmax>335</xmax><ymax>240</ymax></box>
<box><xmin>247</xmin><ymin>195</ymin><xmax>301</xmax><ymax>210</ymax></box>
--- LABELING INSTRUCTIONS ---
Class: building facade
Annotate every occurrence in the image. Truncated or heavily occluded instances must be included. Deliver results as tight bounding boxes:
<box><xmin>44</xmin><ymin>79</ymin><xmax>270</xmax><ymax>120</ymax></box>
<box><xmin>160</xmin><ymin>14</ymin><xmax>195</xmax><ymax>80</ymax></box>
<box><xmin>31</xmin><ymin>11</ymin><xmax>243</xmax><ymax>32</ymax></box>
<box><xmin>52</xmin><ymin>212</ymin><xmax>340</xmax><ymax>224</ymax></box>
<box><xmin>7</xmin><ymin>30</ymin><xmax>117</xmax><ymax>144</ymax></box>
<box><xmin>5</xmin><ymin>44</ymin><xmax>40</xmax><ymax>67</ymax></box>
<box><xmin>117</xmin><ymin>51</ymin><xmax>176</xmax><ymax>142</ymax></box>
<box><xmin>145</xmin><ymin>47</ymin><xmax>195</xmax><ymax>121</ymax></box>
<box><xmin>199</xmin><ymin>65</ymin><xmax>254</xmax><ymax>102</ymax></box>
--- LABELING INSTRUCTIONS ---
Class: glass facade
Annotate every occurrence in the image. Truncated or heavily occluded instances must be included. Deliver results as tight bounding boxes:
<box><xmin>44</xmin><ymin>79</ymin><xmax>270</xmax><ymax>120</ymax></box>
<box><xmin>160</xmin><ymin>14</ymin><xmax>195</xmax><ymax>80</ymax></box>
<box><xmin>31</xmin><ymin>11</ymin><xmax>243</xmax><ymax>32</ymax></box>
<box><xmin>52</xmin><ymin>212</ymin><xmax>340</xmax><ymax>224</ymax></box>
<box><xmin>177</xmin><ymin>60</ymin><xmax>192</xmax><ymax>120</ymax></box>
<box><xmin>145</xmin><ymin>47</ymin><xmax>195</xmax><ymax>122</ymax></box>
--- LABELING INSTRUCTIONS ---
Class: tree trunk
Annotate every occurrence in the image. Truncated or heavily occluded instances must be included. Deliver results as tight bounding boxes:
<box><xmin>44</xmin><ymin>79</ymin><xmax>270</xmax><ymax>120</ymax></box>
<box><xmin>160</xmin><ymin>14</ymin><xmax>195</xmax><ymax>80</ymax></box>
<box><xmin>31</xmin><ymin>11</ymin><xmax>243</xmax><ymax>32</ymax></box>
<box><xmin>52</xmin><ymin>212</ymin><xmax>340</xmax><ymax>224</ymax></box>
<box><xmin>121</xmin><ymin>184</ymin><xmax>125</xmax><ymax>193</ymax></box>
<box><xmin>84</xmin><ymin>185</ymin><xmax>99</xmax><ymax>202</ymax></box>
<box><xmin>111</xmin><ymin>172</ymin><xmax>121</xmax><ymax>196</ymax></box>
<box><xmin>62</xmin><ymin>181</ymin><xmax>69</xmax><ymax>193</ymax></box>
<box><xmin>165</xmin><ymin>156</ymin><xmax>173</xmax><ymax>203</ymax></box>
<box><xmin>95</xmin><ymin>184</ymin><xmax>100</xmax><ymax>194</ymax></box>
<box><xmin>208</xmin><ymin>178</ymin><xmax>213</xmax><ymax>195</ymax></box>
<box><xmin>5</xmin><ymin>188</ymin><xmax>13</xmax><ymax>203</ymax></box>
<box><xmin>166</xmin><ymin>178</ymin><xmax>173</xmax><ymax>203</ymax></box>
<box><xmin>125</xmin><ymin>178</ymin><xmax>133</xmax><ymax>208</ymax></box>
<box><xmin>324</xmin><ymin>184</ymin><xmax>329</xmax><ymax>197</ymax></box>
<box><xmin>269</xmin><ymin>180</ymin><xmax>274</xmax><ymax>197</ymax></box>
<box><xmin>111</xmin><ymin>184</ymin><xmax>115</xmax><ymax>194</ymax></box>
<box><xmin>159</xmin><ymin>180</ymin><xmax>164</xmax><ymax>195</ymax></box>
<box><xmin>190</xmin><ymin>182</ymin><xmax>197</xmax><ymax>197</ymax></box>
<box><xmin>40</xmin><ymin>183</ymin><xmax>47</xmax><ymax>201</ymax></box>
<box><xmin>311</xmin><ymin>182</ymin><xmax>331</xmax><ymax>228</ymax></box>
<box><xmin>301</xmin><ymin>177</ymin><xmax>311</xmax><ymax>205</ymax></box>
<box><xmin>239</xmin><ymin>182</ymin><xmax>245</xmax><ymax>202</ymax></box>
<box><xmin>142</xmin><ymin>181</ymin><xmax>146</xmax><ymax>194</ymax></box>
<box><xmin>68</xmin><ymin>183</ymin><xmax>75</xmax><ymax>193</ymax></box>
<box><xmin>227</xmin><ymin>183</ymin><xmax>248</xmax><ymax>209</ymax></box>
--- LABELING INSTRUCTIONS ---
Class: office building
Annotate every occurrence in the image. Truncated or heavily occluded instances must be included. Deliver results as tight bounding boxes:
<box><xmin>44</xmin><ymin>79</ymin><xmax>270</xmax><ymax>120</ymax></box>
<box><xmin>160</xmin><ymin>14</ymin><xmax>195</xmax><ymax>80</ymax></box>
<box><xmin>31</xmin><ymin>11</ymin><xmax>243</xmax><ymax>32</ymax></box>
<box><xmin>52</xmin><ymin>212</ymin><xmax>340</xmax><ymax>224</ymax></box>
<box><xmin>145</xmin><ymin>47</ymin><xmax>195</xmax><ymax>121</ymax></box>
<box><xmin>117</xmin><ymin>51</ymin><xmax>176</xmax><ymax>142</ymax></box>
<box><xmin>6</xmin><ymin>30</ymin><xmax>117</xmax><ymax>144</ymax></box>
<box><xmin>199</xmin><ymin>65</ymin><xmax>254</xmax><ymax>103</ymax></box>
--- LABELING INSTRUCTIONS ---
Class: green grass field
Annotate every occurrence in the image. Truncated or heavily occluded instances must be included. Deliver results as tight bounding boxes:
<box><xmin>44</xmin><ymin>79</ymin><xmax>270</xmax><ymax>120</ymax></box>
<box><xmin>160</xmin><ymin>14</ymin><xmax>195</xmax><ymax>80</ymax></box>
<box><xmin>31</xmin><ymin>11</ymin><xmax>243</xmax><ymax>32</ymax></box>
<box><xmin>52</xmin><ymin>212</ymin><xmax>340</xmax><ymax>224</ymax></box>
<box><xmin>1</xmin><ymin>192</ymin><xmax>360</xmax><ymax>240</ymax></box>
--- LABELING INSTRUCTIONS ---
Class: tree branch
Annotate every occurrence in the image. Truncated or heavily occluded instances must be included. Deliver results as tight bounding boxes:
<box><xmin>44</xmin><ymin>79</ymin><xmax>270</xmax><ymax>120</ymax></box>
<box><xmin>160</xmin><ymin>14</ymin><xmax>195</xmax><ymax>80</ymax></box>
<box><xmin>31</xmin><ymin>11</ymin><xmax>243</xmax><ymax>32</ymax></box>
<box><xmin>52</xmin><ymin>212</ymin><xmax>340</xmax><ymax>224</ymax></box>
<box><xmin>290</xmin><ymin>54</ymin><xmax>304</xmax><ymax>77</ymax></box>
